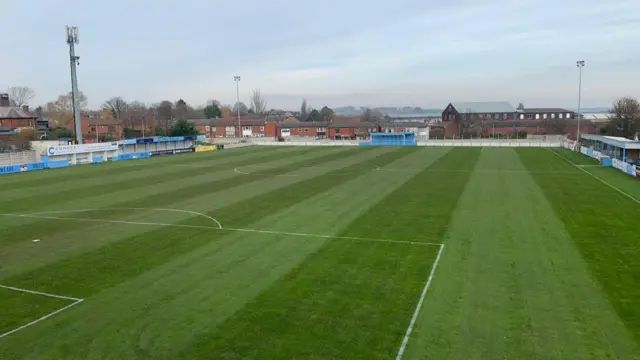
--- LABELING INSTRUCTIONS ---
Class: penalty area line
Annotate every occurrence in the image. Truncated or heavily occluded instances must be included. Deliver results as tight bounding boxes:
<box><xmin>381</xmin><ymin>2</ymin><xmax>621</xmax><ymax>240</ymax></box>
<box><xmin>395</xmin><ymin>243</ymin><xmax>445</xmax><ymax>360</ymax></box>
<box><xmin>0</xmin><ymin>285</ymin><xmax>84</xmax><ymax>339</ymax></box>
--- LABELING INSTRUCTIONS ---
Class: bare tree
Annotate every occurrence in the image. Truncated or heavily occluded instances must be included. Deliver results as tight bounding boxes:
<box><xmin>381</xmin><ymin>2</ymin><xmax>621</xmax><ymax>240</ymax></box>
<box><xmin>102</xmin><ymin>96</ymin><xmax>129</xmax><ymax>119</ymax></box>
<box><xmin>607</xmin><ymin>97</ymin><xmax>640</xmax><ymax>138</ymax></box>
<box><xmin>152</xmin><ymin>100</ymin><xmax>174</xmax><ymax>135</ymax></box>
<box><xmin>250</xmin><ymin>89</ymin><xmax>267</xmax><ymax>115</ymax></box>
<box><xmin>121</xmin><ymin>101</ymin><xmax>148</xmax><ymax>129</ymax></box>
<box><xmin>44</xmin><ymin>92</ymin><xmax>88</xmax><ymax>127</ymax></box>
<box><xmin>459</xmin><ymin>109</ymin><xmax>476</xmax><ymax>138</ymax></box>
<box><xmin>7</xmin><ymin>86</ymin><xmax>35</xmax><ymax>107</ymax></box>
<box><xmin>232</xmin><ymin>102</ymin><xmax>249</xmax><ymax>116</ymax></box>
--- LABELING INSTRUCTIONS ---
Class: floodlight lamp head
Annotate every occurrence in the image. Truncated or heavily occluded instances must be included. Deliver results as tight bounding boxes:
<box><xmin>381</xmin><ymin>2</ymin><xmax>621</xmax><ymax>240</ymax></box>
<box><xmin>65</xmin><ymin>26</ymin><xmax>79</xmax><ymax>44</ymax></box>
<box><xmin>234</xmin><ymin>76</ymin><xmax>241</xmax><ymax>81</ymax></box>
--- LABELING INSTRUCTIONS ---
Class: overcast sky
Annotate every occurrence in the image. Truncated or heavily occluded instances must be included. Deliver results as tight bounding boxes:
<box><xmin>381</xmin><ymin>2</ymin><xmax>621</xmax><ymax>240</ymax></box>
<box><xmin>2</xmin><ymin>0</ymin><xmax>639</xmax><ymax>110</ymax></box>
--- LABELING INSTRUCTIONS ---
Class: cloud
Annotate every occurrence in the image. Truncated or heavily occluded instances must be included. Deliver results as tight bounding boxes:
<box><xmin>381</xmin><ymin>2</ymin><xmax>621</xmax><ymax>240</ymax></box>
<box><xmin>2</xmin><ymin>0</ymin><xmax>639</xmax><ymax>109</ymax></box>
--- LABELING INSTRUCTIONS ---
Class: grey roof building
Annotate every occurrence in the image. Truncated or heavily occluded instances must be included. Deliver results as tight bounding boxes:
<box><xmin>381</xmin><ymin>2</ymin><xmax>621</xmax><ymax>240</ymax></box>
<box><xmin>448</xmin><ymin>101</ymin><xmax>516</xmax><ymax>114</ymax></box>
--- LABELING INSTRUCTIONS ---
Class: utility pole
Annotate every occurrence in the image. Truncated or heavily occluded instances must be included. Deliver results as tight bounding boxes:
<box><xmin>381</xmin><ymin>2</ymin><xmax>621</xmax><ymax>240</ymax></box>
<box><xmin>66</xmin><ymin>26</ymin><xmax>82</xmax><ymax>144</ymax></box>
<box><xmin>576</xmin><ymin>60</ymin><xmax>585</xmax><ymax>143</ymax></box>
<box><xmin>234</xmin><ymin>76</ymin><xmax>241</xmax><ymax>139</ymax></box>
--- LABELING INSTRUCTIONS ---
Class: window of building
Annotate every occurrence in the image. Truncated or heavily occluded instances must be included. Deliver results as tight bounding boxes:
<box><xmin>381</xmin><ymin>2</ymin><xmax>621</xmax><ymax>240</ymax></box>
<box><xmin>551</xmin><ymin>113</ymin><xmax>556</xmax><ymax>119</ymax></box>
<box><xmin>304</xmin><ymin>128</ymin><xmax>309</xmax><ymax>132</ymax></box>
<box><xmin>260</xmin><ymin>126</ymin><xmax>264</xmax><ymax>131</ymax></box>
<box><xmin>503</xmin><ymin>113</ymin><xmax>508</xmax><ymax>120</ymax></box>
<box><xmin>494</xmin><ymin>113</ymin><xmax>500</xmax><ymax>120</ymax></box>
<box><xmin>335</xmin><ymin>128</ymin><xmax>341</xmax><ymax>134</ymax></box>
<box><xmin>543</xmin><ymin>113</ymin><xmax>547</xmax><ymax>119</ymax></box>
<box><xmin>566</xmin><ymin>113</ymin><xmax>571</xmax><ymax>119</ymax></box>
<box><xmin>243</xmin><ymin>126</ymin><xmax>251</xmax><ymax>130</ymax></box>
<box><xmin>298</xmin><ymin>128</ymin><xmax>302</xmax><ymax>132</ymax></box>
<box><xmin>526</xmin><ymin>114</ymin><xmax>534</xmax><ymax>120</ymax></box>
<box><xmin>519</xmin><ymin>114</ymin><xmax>524</xmax><ymax>120</ymax></box>
<box><xmin>535</xmin><ymin>114</ymin><xmax>540</xmax><ymax>119</ymax></box>
<box><xmin>559</xmin><ymin>113</ymin><xmax>564</xmax><ymax>119</ymax></box>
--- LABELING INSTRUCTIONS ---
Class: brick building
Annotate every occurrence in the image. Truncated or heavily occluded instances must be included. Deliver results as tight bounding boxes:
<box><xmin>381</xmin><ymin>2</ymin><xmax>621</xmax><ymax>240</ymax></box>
<box><xmin>441</xmin><ymin>101</ymin><xmax>598</xmax><ymax>138</ymax></box>
<box><xmin>0</xmin><ymin>93</ymin><xmax>37</xmax><ymax>129</ymax></box>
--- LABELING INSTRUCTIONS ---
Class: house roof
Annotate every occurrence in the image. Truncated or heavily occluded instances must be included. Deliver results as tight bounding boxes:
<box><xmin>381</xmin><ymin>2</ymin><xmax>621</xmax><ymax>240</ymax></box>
<box><xmin>484</xmin><ymin>119</ymin><xmax>593</xmax><ymax>127</ymax></box>
<box><xmin>0</xmin><ymin>106</ymin><xmax>37</xmax><ymax>119</ymax></box>
<box><xmin>385</xmin><ymin>122</ymin><xmax>429</xmax><ymax>128</ymax></box>
<box><xmin>278</xmin><ymin>121</ymin><xmax>328</xmax><ymax>129</ymax></box>
<box><xmin>330</xmin><ymin>121</ymin><xmax>376</xmax><ymax>129</ymax></box>
<box><xmin>449</xmin><ymin>102</ymin><xmax>515</xmax><ymax>114</ymax></box>
<box><xmin>188</xmin><ymin>117</ymin><xmax>266</xmax><ymax>126</ymax></box>
<box><xmin>523</xmin><ymin>108</ymin><xmax>574</xmax><ymax>114</ymax></box>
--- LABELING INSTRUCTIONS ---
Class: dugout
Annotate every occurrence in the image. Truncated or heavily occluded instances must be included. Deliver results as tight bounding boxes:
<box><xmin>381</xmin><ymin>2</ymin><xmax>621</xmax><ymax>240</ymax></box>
<box><xmin>580</xmin><ymin>134</ymin><xmax>640</xmax><ymax>164</ymax></box>
<box><xmin>360</xmin><ymin>132</ymin><xmax>417</xmax><ymax>146</ymax></box>
<box><xmin>120</xmin><ymin>136</ymin><xmax>200</xmax><ymax>155</ymax></box>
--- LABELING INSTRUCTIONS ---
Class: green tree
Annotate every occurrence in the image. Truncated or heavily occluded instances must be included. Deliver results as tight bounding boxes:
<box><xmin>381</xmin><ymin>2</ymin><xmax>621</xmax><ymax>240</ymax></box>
<box><xmin>169</xmin><ymin>119</ymin><xmax>198</xmax><ymax>136</ymax></box>
<box><xmin>174</xmin><ymin>99</ymin><xmax>188</xmax><ymax>120</ymax></box>
<box><xmin>203</xmin><ymin>104</ymin><xmax>221</xmax><ymax>119</ymax></box>
<box><xmin>319</xmin><ymin>106</ymin><xmax>335</xmax><ymax>122</ymax></box>
<box><xmin>306</xmin><ymin>109</ymin><xmax>322</xmax><ymax>122</ymax></box>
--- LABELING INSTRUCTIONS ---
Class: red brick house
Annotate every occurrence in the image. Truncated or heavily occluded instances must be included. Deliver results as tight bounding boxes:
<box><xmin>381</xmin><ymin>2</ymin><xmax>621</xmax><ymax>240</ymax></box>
<box><xmin>0</xmin><ymin>94</ymin><xmax>37</xmax><ymax>129</ymax></box>
<box><xmin>189</xmin><ymin>116</ymin><xmax>269</xmax><ymax>138</ymax></box>
<box><xmin>276</xmin><ymin>119</ymin><xmax>329</xmax><ymax>139</ymax></box>
<box><xmin>328</xmin><ymin>121</ymin><xmax>376</xmax><ymax>140</ymax></box>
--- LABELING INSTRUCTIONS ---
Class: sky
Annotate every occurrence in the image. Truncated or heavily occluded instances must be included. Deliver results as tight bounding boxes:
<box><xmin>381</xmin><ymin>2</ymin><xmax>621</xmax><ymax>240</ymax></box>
<box><xmin>2</xmin><ymin>0</ymin><xmax>639</xmax><ymax>110</ymax></box>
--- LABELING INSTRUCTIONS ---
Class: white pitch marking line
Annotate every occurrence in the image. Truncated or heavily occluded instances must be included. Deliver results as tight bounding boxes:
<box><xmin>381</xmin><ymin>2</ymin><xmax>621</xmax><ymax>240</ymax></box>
<box><xmin>0</xmin><ymin>285</ymin><xmax>84</xmax><ymax>339</ymax></box>
<box><xmin>374</xmin><ymin>168</ymin><xmax>575</xmax><ymax>174</ymax></box>
<box><xmin>548</xmin><ymin>149</ymin><xmax>640</xmax><ymax>205</ymax></box>
<box><xmin>222</xmin><ymin>227</ymin><xmax>442</xmax><ymax>247</ymax></box>
<box><xmin>0</xmin><ymin>285</ymin><xmax>82</xmax><ymax>302</ymax></box>
<box><xmin>26</xmin><ymin>207</ymin><xmax>222</xmax><ymax>229</ymax></box>
<box><xmin>395</xmin><ymin>243</ymin><xmax>445</xmax><ymax>360</ymax></box>
<box><xmin>0</xmin><ymin>213</ymin><xmax>441</xmax><ymax>247</ymax></box>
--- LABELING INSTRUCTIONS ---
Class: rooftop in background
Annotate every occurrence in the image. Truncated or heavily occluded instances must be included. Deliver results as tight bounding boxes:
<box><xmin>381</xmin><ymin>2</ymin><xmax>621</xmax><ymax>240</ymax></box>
<box><xmin>522</xmin><ymin>108</ymin><xmax>574</xmax><ymax>113</ymax></box>
<box><xmin>449</xmin><ymin>101</ymin><xmax>516</xmax><ymax>113</ymax></box>
<box><xmin>0</xmin><ymin>106</ymin><xmax>37</xmax><ymax>119</ymax></box>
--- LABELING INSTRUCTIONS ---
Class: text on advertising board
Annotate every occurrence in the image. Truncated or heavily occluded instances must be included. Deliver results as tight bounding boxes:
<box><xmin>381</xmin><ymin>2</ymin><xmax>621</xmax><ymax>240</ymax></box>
<box><xmin>47</xmin><ymin>142</ymin><xmax>119</xmax><ymax>156</ymax></box>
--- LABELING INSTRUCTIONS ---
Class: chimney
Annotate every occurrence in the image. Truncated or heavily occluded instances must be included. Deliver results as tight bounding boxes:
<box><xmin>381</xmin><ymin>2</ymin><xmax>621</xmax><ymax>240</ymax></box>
<box><xmin>23</xmin><ymin>105</ymin><xmax>29</xmax><ymax>112</ymax></box>
<box><xmin>0</xmin><ymin>93</ymin><xmax>9</xmax><ymax>107</ymax></box>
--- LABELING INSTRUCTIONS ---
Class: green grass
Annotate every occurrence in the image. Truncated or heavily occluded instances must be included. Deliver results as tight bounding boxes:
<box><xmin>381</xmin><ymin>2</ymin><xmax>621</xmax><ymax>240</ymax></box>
<box><xmin>0</xmin><ymin>145</ymin><xmax>639</xmax><ymax>359</ymax></box>
<box><xmin>0</xmin><ymin>288</ymin><xmax>71</xmax><ymax>336</ymax></box>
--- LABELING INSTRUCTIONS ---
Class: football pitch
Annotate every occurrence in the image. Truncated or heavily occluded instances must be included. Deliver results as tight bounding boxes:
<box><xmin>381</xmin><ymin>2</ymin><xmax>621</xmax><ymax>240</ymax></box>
<box><xmin>0</xmin><ymin>146</ymin><xmax>639</xmax><ymax>359</ymax></box>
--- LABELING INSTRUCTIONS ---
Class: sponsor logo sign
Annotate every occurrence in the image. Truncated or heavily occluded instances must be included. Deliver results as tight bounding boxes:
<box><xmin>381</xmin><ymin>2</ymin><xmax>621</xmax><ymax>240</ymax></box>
<box><xmin>195</xmin><ymin>145</ymin><xmax>217</xmax><ymax>153</ymax></box>
<box><xmin>47</xmin><ymin>142</ymin><xmax>118</xmax><ymax>156</ymax></box>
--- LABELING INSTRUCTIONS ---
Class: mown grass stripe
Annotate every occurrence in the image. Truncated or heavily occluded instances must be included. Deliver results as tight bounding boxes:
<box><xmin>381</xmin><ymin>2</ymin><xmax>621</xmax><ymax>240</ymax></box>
<box><xmin>0</xmin><ymin>146</ymin><xmax>279</xmax><ymax>189</ymax></box>
<box><xmin>0</xmin><ymin>147</ymin><xmax>322</xmax><ymax>212</ymax></box>
<box><xmin>0</xmin><ymin>147</ymin><xmax>359</xmax><ymax>247</ymax></box>
<box><xmin>179</xmin><ymin>148</ymin><xmax>481</xmax><ymax>359</ymax></box>
<box><xmin>517</xmin><ymin>148</ymin><xmax>640</xmax><ymax>345</ymax></box>
<box><xmin>0</xmin><ymin>147</ymin><xmax>308</xmax><ymax>201</ymax></box>
<box><xmin>0</xmin><ymin>148</ymin><xmax>411</xmax><ymax>299</ymax></box>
